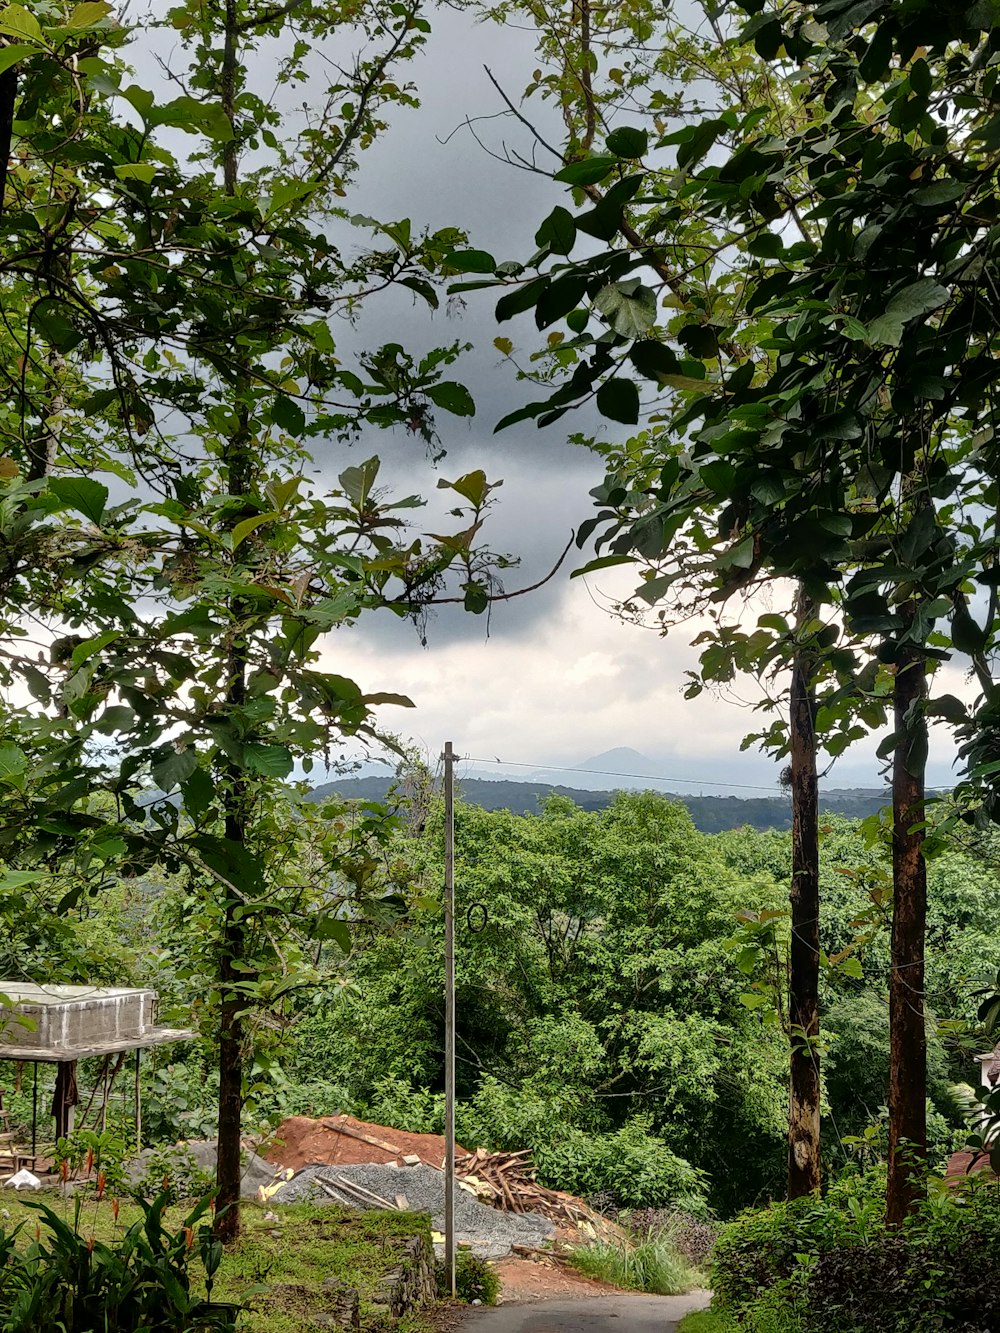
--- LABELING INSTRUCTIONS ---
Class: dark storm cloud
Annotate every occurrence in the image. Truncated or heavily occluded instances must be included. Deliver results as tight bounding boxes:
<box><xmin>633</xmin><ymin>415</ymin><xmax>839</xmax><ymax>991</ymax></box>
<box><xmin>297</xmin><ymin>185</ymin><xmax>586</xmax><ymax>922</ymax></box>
<box><xmin>297</xmin><ymin>8</ymin><xmax>624</xmax><ymax>650</ymax></box>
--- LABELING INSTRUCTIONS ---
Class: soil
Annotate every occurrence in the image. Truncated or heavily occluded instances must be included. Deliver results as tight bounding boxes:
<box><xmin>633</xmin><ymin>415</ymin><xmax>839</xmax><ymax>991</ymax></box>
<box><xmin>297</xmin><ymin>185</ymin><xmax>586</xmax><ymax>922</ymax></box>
<box><xmin>262</xmin><ymin>1114</ymin><xmax>467</xmax><ymax>1172</ymax></box>
<box><xmin>491</xmin><ymin>1255</ymin><xmax>620</xmax><ymax>1302</ymax></box>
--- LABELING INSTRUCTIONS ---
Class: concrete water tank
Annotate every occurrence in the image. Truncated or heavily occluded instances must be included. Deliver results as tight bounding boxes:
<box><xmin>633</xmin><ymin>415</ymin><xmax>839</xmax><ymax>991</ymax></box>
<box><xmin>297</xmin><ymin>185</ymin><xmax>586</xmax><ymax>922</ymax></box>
<box><xmin>0</xmin><ymin>985</ymin><xmax>157</xmax><ymax>1053</ymax></box>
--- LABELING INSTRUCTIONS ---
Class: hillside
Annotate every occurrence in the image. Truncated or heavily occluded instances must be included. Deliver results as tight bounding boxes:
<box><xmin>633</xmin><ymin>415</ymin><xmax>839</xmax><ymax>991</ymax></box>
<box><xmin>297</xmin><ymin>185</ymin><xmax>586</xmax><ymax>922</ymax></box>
<box><xmin>306</xmin><ymin>775</ymin><xmax>892</xmax><ymax>832</ymax></box>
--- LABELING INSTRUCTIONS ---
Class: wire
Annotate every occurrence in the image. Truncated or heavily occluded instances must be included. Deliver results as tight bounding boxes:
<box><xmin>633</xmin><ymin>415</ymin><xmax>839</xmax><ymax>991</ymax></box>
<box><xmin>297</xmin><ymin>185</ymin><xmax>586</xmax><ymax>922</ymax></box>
<box><xmin>460</xmin><ymin>755</ymin><xmax>786</xmax><ymax>794</ymax></box>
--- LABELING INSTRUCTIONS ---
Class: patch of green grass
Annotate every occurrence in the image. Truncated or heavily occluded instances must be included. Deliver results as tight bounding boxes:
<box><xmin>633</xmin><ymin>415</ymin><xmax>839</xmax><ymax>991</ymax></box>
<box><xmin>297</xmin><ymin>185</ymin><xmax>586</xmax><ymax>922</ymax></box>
<box><xmin>0</xmin><ymin>1193</ymin><xmax>442</xmax><ymax>1332</ymax></box>
<box><xmin>678</xmin><ymin>1301</ymin><xmax>809</xmax><ymax>1333</ymax></box>
<box><xmin>678</xmin><ymin>1312</ymin><xmax>739</xmax><ymax>1333</ymax></box>
<box><xmin>565</xmin><ymin>1236</ymin><xmax>703</xmax><ymax>1296</ymax></box>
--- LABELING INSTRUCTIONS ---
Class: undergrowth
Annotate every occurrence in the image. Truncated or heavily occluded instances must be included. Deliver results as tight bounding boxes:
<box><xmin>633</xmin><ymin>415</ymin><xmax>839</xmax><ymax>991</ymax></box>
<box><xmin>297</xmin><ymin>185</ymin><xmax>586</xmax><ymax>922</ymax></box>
<box><xmin>566</xmin><ymin>1236</ymin><xmax>703</xmax><ymax>1295</ymax></box>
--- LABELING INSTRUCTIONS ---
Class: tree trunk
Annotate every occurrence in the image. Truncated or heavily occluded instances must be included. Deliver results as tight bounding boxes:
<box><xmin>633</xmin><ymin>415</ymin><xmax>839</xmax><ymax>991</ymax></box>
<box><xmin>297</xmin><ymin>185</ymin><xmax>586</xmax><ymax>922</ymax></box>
<box><xmin>215</xmin><ymin>798</ymin><xmax>246</xmax><ymax>1244</ymax></box>
<box><xmin>886</xmin><ymin>641</ymin><xmax>927</xmax><ymax>1226</ymax></box>
<box><xmin>213</xmin><ymin>0</ymin><xmax>248</xmax><ymax>1245</ymax></box>
<box><xmin>787</xmin><ymin>595</ymin><xmax>821</xmax><ymax>1198</ymax></box>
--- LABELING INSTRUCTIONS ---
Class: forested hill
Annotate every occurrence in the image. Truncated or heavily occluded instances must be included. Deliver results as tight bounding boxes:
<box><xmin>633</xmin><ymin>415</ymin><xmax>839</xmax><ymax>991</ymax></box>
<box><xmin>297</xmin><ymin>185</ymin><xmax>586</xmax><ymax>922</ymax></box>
<box><xmin>307</xmin><ymin>775</ymin><xmax>892</xmax><ymax>832</ymax></box>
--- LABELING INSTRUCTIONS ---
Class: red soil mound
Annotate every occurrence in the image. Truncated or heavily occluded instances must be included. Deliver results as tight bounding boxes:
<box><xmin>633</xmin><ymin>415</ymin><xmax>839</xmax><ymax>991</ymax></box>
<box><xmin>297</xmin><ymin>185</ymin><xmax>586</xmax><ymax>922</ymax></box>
<box><xmin>263</xmin><ymin>1113</ymin><xmax>466</xmax><ymax>1173</ymax></box>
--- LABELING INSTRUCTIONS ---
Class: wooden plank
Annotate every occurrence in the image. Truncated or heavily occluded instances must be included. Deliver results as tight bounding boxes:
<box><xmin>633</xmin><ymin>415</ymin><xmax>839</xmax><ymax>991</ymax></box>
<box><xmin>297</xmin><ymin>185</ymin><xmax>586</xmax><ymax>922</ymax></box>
<box><xmin>313</xmin><ymin>1178</ymin><xmax>355</xmax><ymax>1206</ymax></box>
<box><xmin>321</xmin><ymin>1118</ymin><xmax>404</xmax><ymax>1157</ymax></box>
<box><xmin>497</xmin><ymin>1171</ymin><xmax>523</xmax><ymax>1214</ymax></box>
<box><xmin>394</xmin><ymin>1193</ymin><xmax>409</xmax><ymax>1209</ymax></box>
<box><xmin>324</xmin><ymin>1172</ymin><xmax>398</xmax><ymax>1210</ymax></box>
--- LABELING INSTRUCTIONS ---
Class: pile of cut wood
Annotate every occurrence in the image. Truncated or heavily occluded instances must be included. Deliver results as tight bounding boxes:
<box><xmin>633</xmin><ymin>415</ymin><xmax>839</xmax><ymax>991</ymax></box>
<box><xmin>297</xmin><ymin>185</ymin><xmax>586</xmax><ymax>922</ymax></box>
<box><xmin>454</xmin><ymin>1147</ymin><xmax>612</xmax><ymax>1234</ymax></box>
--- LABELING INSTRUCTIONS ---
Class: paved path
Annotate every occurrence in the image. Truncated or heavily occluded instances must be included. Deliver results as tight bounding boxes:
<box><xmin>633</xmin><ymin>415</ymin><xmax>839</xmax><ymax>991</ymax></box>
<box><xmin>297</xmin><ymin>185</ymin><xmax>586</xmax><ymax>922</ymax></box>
<box><xmin>457</xmin><ymin>1290</ymin><xmax>711</xmax><ymax>1332</ymax></box>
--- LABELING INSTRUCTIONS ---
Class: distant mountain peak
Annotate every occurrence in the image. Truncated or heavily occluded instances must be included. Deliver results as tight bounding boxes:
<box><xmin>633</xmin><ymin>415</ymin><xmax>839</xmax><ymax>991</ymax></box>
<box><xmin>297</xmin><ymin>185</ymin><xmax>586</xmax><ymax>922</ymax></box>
<box><xmin>573</xmin><ymin>747</ymin><xmax>663</xmax><ymax>777</ymax></box>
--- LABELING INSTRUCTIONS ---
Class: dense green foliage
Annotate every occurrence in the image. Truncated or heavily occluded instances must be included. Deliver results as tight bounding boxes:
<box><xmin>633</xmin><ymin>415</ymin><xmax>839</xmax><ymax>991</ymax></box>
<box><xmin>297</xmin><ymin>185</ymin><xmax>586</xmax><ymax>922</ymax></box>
<box><xmin>13</xmin><ymin>789</ymin><xmax>996</xmax><ymax>1227</ymax></box>
<box><xmin>311</xmin><ymin>776</ymin><xmax>893</xmax><ymax>833</ymax></box>
<box><xmin>229</xmin><ymin>794</ymin><xmax>994</xmax><ymax>1213</ymax></box>
<box><xmin>279</xmin><ymin>791</ymin><xmax>789</xmax><ymax>1212</ymax></box>
<box><xmin>712</xmin><ymin>1174</ymin><xmax>1000</xmax><ymax>1333</ymax></box>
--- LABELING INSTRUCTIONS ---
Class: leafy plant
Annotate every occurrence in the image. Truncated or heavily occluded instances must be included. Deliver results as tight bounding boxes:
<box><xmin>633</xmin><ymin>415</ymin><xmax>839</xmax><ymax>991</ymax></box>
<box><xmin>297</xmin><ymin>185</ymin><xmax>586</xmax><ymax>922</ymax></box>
<box><xmin>436</xmin><ymin>1251</ymin><xmax>500</xmax><ymax>1305</ymax></box>
<box><xmin>566</xmin><ymin>1236</ymin><xmax>702</xmax><ymax>1295</ymax></box>
<box><xmin>626</xmin><ymin>1208</ymin><xmax>719</xmax><ymax>1268</ymax></box>
<box><xmin>712</xmin><ymin>1172</ymin><xmax>1000</xmax><ymax>1333</ymax></box>
<box><xmin>0</xmin><ymin>1192</ymin><xmax>235</xmax><ymax>1332</ymax></box>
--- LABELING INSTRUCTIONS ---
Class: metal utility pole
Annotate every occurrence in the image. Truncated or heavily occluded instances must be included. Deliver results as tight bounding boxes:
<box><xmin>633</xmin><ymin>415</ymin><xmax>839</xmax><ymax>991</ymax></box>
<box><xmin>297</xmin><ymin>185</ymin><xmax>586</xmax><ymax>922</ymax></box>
<box><xmin>443</xmin><ymin>741</ymin><xmax>456</xmax><ymax>1298</ymax></box>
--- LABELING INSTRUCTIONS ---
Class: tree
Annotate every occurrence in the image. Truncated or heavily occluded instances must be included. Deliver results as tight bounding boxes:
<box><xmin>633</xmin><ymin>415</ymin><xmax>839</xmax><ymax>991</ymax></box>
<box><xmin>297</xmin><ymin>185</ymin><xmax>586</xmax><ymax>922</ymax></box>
<box><xmin>0</xmin><ymin>0</ymin><xmax>514</xmax><ymax>1242</ymax></box>
<box><xmin>456</xmin><ymin>0</ymin><xmax>1000</xmax><ymax>1220</ymax></box>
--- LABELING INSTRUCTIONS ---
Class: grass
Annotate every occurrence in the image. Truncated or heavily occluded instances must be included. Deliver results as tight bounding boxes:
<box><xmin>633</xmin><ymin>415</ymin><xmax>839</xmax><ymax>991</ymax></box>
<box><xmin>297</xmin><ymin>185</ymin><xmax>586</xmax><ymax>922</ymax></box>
<box><xmin>678</xmin><ymin>1302</ymin><xmax>809</xmax><ymax>1333</ymax></box>
<box><xmin>565</xmin><ymin>1235</ymin><xmax>704</xmax><ymax>1296</ymax></box>
<box><xmin>0</xmin><ymin>1191</ymin><xmax>443</xmax><ymax>1333</ymax></box>
<box><xmin>678</xmin><ymin>1314</ymin><xmax>738</xmax><ymax>1333</ymax></box>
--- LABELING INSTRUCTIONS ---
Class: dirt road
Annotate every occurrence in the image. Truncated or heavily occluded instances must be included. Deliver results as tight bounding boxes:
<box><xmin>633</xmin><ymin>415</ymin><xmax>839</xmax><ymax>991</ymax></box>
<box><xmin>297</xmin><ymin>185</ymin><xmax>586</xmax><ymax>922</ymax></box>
<box><xmin>456</xmin><ymin>1290</ymin><xmax>711</xmax><ymax>1332</ymax></box>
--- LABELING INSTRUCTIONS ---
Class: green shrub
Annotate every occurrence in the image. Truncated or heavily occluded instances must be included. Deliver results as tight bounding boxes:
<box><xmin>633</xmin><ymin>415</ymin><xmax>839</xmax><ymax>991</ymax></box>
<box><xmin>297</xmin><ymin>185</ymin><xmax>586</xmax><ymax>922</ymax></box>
<box><xmin>436</xmin><ymin>1252</ymin><xmax>501</xmax><ymax>1304</ymax></box>
<box><xmin>536</xmin><ymin>1117</ymin><xmax>706</xmax><ymax>1209</ymax></box>
<box><xmin>566</xmin><ymin>1236</ymin><xmax>702</xmax><ymax>1295</ymax></box>
<box><xmin>626</xmin><ymin>1207</ymin><xmax>720</xmax><ymax>1267</ymax></box>
<box><xmin>1</xmin><ymin>1193</ymin><xmax>236</xmax><ymax>1332</ymax></box>
<box><xmin>458</xmin><ymin>1083</ymin><xmax>705</xmax><ymax>1211</ymax></box>
<box><xmin>713</xmin><ymin>1173</ymin><xmax>1000</xmax><ymax>1333</ymax></box>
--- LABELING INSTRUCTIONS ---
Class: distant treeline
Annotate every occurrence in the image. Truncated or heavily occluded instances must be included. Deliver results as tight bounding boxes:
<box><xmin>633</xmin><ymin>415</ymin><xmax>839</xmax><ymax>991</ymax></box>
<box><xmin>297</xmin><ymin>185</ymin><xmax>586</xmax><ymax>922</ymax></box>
<box><xmin>307</xmin><ymin>775</ymin><xmax>893</xmax><ymax>832</ymax></box>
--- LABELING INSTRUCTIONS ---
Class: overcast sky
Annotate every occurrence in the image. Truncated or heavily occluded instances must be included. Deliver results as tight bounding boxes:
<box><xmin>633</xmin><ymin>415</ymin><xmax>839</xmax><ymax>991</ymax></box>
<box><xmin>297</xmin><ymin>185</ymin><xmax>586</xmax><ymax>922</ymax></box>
<box><xmin>256</xmin><ymin>7</ymin><xmax>971</xmax><ymax>795</ymax></box>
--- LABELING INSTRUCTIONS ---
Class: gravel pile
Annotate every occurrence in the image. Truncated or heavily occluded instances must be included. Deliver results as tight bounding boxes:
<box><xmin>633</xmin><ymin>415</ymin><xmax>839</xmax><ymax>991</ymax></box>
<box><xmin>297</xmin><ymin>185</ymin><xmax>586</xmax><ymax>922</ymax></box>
<box><xmin>273</xmin><ymin>1162</ymin><xmax>555</xmax><ymax>1259</ymax></box>
<box><xmin>123</xmin><ymin>1140</ymin><xmax>287</xmax><ymax>1200</ymax></box>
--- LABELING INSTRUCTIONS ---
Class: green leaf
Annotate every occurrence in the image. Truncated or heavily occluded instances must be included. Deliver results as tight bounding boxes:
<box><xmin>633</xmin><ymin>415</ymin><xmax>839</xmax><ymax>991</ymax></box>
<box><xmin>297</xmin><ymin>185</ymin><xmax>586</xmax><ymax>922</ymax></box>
<box><xmin>114</xmin><ymin>163</ymin><xmax>156</xmax><ymax>184</ymax></box>
<box><xmin>271</xmin><ymin>394</ymin><xmax>306</xmax><ymax>436</ymax></box>
<box><xmin>0</xmin><ymin>42</ymin><xmax>35</xmax><ymax>73</ymax></box>
<box><xmin>0</xmin><ymin>5</ymin><xmax>41</xmax><ymax>41</ymax></box>
<box><xmin>33</xmin><ymin>297</ymin><xmax>82</xmax><ymax>351</ymax></box>
<box><xmin>181</xmin><ymin>768</ymin><xmax>215</xmax><ymax>820</ymax></box>
<box><xmin>554</xmin><ymin>155</ymin><xmax>618</xmax><ymax>186</ymax></box>
<box><xmin>660</xmin><ymin>373</ymin><xmax>714</xmax><ymax>392</ymax></box>
<box><xmin>535</xmin><ymin>275</ymin><xmax>587</xmax><ymax>329</ymax></box>
<box><xmin>868</xmin><ymin>279</ymin><xmax>949</xmax><ymax>347</ymax></box>
<box><xmin>0</xmin><ymin>870</ymin><xmax>44</xmax><ymax>892</ymax></box>
<box><xmin>48</xmin><ymin>476</ymin><xmax>108</xmax><ymax>524</ymax></box>
<box><xmin>232</xmin><ymin>511</ymin><xmax>279</xmax><ymax>550</ymax></box>
<box><xmin>65</xmin><ymin>2</ymin><xmax>111</xmax><ymax>26</ymax></box>
<box><xmin>244</xmin><ymin>743</ymin><xmax>294</xmax><ymax>778</ymax></box>
<box><xmin>496</xmin><ymin>277</ymin><xmax>550</xmax><ymax>323</ymax></box>
<box><xmin>151</xmin><ymin>746</ymin><xmax>198</xmax><ymax>793</ymax></box>
<box><xmin>426</xmin><ymin>381</ymin><xmax>475</xmax><ymax>417</ymax></box>
<box><xmin>678</xmin><ymin>323</ymin><xmax>720</xmax><ymax>358</ymax></box>
<box><xmin>676</xmin><ymin>118</ymin><xmax>723</xmax><ymax>168</ymax></box>
<box><xmin>153</xmin><ymin>95</ymin><xmax>234</xmax><ymax>142</ymax></box>
<box><xmin>363</xmin><ymin>692</ymin><xmax>416</xmax><ymax>707</ymax></box>
<box><xmin>339</xmin><ymin>456</ymin><xmax>380</xmax><ymax>506</ymax></box>
<box><xmin>440</xmin><ymin>469</ymin><xmax>488</xmax><ymax>506</ymax></box>
<box><xmin>0</xmin><ymin>743</ymin><xmax>27</xmax><ymax>788</ymax></box>
<box><xmin>443</xmin><ymin>249</ymin><xmax>496</xmax><ymax>273</ymax></box>
<box><xmin>71</xmin><ymin>630</ymin><xmax>120</xmax><ymax>668</ymax></box>
<box><xmin>593</xmin><ymin>280</ymin><xmax>657</xmax><ymax>337</ymax></box>
<box><xmin>311</xmin><ymin>914</ymin><xmax>352</xmax><ymax>951</ymax></box>
<box><xmin>606</xmin><ymin>125</ymin><xmax>647</xmax><ymax>157</ymax></box>
<box><xmin>596</xmin><ymin>378</ymin><xmax>640</xmax><ymax>424</ymax></box>
<box><xmin>629</xmin><ymin>340</ymin><xmax>681</xmax><ymax>381</ymax></box>
<box><xmin>266</xmin><ymin>178</ymin><xmax>315</xmax><ymax>214</ymax></box>
<box><xmin>535</xmin><ymin>206</ymin><xmax>576</xmax><ymax>255</ymax></box>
